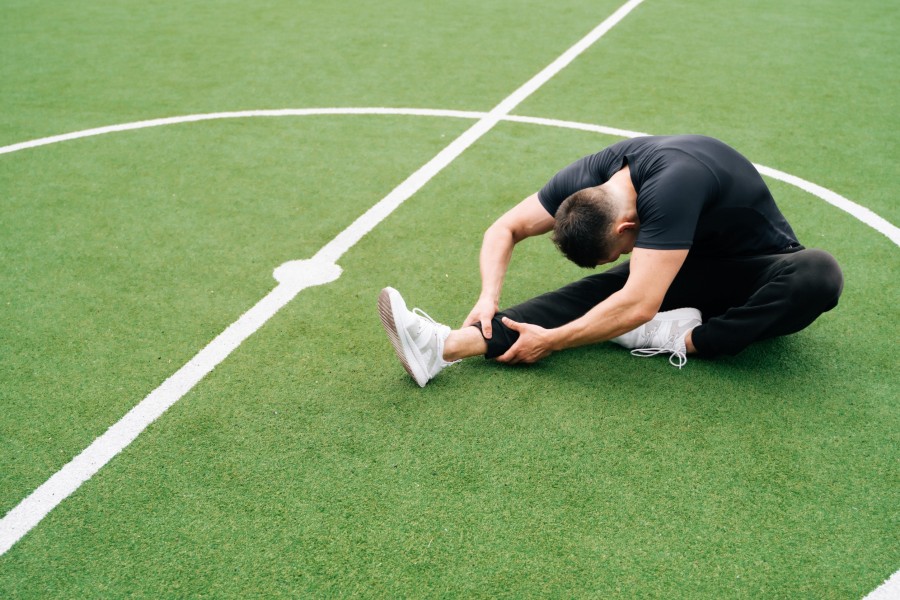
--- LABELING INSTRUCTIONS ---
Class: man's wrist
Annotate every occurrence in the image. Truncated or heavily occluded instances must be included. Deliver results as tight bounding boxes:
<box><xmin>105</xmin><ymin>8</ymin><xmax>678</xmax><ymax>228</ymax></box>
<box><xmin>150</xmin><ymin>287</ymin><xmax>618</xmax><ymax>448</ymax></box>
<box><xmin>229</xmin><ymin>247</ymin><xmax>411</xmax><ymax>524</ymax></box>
<box><xmin>547</xmin><ymin>327</ymin><xmax>568</xmax><ymax>352</ymax></box>
<box><xmin>478</xmin><ymin>291</ymin><xmax>500</xmax><ymax>306</ymax></box>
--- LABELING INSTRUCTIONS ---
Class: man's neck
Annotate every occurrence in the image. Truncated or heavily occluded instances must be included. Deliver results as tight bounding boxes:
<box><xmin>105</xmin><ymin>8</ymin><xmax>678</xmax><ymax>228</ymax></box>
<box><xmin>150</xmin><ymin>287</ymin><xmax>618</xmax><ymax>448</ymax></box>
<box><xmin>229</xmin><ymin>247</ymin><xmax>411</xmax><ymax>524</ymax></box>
<box><xmin>604</xmin><ymin>166</ymin><xmax>638</xmax><ymax>217</ymax></box>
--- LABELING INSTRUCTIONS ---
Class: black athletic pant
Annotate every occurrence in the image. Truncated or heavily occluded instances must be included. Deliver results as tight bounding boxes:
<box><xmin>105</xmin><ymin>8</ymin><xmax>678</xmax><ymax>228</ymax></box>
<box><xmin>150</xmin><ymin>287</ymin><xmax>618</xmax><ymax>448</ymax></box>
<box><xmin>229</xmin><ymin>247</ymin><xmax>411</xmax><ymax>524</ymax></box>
<box><xmin>480</xmin><ymin>247</ymin><xmax>844</xmax><ymax>358</ymax></box>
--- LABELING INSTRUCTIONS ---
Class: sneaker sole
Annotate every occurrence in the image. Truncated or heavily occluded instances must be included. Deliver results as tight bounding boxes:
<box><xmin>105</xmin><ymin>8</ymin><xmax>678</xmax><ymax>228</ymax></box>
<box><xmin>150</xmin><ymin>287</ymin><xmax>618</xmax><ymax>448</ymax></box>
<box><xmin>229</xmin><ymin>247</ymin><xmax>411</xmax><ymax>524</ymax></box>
<box><xmin>378</xmin><ymin>288</ymin><xmax>428</xmax><ymax>387</ymax></box>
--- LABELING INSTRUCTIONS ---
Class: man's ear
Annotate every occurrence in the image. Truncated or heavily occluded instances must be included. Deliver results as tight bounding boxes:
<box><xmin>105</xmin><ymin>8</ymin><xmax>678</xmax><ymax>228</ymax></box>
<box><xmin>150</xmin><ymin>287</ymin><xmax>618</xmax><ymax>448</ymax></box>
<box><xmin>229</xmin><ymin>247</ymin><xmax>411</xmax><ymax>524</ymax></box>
<box><xmin>615</xmin><ymin>220</ymin><xmax>638</xmax><ymax>235</ymax></box>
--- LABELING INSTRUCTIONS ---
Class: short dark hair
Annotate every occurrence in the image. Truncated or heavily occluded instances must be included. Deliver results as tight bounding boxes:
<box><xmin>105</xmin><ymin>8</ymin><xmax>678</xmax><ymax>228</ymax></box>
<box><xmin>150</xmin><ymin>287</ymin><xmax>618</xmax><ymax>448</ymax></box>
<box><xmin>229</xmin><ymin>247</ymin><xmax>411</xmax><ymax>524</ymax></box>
<box><xmin>552</xmin><ymin>187</ymin><xmax>616</xmax><ymax>268</ymax></box>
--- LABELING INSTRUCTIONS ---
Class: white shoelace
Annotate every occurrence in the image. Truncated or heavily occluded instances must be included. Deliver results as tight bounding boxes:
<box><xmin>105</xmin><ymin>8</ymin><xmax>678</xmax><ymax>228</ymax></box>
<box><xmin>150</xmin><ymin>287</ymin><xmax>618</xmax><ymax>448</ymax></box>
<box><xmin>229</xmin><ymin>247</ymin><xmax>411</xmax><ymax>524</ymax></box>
<box><xmin>628</xmin><ymin>320</ymin><xmax>690</xmax><ymax>368</ymax></box>
<box><xmin>630</xmin><ymin>347</ymin><xmax>688</xmax><ymax>369</ymax></box>
<box><xmin>412</xmin><ymin>307</ymin><xmax>437</xmax><ymax>323</ymax></box>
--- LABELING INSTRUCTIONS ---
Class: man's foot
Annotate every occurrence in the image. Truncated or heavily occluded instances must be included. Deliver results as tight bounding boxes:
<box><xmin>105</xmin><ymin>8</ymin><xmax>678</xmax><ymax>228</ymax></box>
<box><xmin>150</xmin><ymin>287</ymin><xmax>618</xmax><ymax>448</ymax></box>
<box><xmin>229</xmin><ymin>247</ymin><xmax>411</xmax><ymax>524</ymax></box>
<box><xmin>611</xmin><ymin>308</ymin><xmax>702</xmax><ymax>368</ymax></box>
<box><xmin>377</xmin><ymin>287</ymin><xmax>457</xmax><ymax>387</ymax></box>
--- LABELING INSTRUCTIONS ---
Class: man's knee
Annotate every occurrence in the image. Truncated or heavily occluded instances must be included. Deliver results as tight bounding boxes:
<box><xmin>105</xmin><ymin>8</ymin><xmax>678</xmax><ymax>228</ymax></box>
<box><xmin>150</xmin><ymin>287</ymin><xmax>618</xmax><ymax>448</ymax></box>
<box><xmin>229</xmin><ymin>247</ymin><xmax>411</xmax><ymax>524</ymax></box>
<box><xmin>788</xmin><ymin>249</ymin><xmax>844</xmax><ymax>311</ymax></box>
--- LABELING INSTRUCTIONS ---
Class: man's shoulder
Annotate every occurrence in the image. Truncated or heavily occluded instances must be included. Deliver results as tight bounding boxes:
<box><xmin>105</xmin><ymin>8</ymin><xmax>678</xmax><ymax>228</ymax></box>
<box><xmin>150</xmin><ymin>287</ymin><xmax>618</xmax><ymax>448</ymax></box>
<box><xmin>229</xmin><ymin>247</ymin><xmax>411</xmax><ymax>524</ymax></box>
<box><xmin>537</xmin><ymin>151</ymin><xmax>611</xmax><ymax>215</ymax></box>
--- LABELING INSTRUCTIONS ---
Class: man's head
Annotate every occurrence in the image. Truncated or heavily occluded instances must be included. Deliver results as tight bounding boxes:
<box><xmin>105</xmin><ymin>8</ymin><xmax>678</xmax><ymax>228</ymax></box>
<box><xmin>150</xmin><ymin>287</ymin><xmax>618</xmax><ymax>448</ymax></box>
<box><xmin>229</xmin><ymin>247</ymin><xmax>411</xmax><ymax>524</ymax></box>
<box><xmin>553</xmin><ymin>186</ymin><xmax>633</xmax><ymax>267</ymax></box>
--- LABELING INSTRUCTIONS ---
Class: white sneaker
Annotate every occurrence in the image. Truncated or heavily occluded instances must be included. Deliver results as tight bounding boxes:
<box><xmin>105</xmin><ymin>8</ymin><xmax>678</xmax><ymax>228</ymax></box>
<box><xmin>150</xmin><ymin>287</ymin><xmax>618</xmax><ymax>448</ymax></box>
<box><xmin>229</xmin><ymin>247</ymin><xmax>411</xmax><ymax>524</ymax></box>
<box><xmin>611</xmin><ymin>308</ymin><xmax>702</xmax><ymax>368</ymax></box>
<box><xmin>378</xmin><ymin>287</ymin><xmax>457</xmax><ymax>387</ymax></box>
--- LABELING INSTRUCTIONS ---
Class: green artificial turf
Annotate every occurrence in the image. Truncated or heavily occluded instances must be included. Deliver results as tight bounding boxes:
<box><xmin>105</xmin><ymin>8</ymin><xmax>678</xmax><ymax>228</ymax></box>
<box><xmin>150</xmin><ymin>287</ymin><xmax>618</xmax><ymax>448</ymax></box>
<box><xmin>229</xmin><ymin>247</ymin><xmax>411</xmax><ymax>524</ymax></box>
<box><xmin>1</xmin><ymin>0</ymin><xmax>897</xmax><ymax>598</ymax></box>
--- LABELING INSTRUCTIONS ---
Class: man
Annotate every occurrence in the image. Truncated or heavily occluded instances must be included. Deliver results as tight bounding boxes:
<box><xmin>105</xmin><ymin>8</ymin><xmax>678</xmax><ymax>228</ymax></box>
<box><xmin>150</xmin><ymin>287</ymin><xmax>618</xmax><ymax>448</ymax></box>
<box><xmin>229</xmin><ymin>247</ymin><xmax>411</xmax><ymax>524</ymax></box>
<box><xmin>378</xmin><ymin>135</ymin><xmax>844</xmax><ymax>387</ymax></box>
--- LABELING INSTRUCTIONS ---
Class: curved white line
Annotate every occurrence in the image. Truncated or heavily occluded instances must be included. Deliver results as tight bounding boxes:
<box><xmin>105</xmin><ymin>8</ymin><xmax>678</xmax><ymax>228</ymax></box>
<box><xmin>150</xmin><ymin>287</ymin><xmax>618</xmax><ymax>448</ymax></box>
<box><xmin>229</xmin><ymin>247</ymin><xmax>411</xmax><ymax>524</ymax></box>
<box><xmin>506</xmin><ymin>116</ymin><xmax>900</xmax><ymax>247</ymax></box>
<box><xmin>2</xmin><ymin>108</ymin><xmax>897</xmax><ymax>247</ymax></box>
<box><xmin>0</xmin><ymin>108</ymin><xmax>490</xmax><ymax>156</ymax></box>
<box><xmin>754</xmin><ymin>165</ymin><xmax>900</xmax><ymax>245</ymax></box>
<box><xmin>504</xmin><ymin>114</ymin><xmax>651</xmax><ymax>139</ymax></box>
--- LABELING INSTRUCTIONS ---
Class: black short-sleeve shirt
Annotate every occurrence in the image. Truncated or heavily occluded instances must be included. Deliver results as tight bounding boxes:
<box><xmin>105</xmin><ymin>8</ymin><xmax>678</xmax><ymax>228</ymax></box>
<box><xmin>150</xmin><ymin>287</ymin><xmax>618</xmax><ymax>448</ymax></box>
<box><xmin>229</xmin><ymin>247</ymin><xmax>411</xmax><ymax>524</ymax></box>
<box><xmin>537</xmin><ymin>135</ymin><xmax>799</xmax><ymax>257</ymax></box>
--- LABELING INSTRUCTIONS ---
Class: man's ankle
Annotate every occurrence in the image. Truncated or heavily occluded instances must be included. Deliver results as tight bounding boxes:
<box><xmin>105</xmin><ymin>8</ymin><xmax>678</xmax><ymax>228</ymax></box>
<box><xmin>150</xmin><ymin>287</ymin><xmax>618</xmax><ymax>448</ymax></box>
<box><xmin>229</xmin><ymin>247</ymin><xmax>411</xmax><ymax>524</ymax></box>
<box><xmin>443</xmin><ymin>326</ymin><xmax>488</xmax><ymax>361</ymax></box>
<box><xmin>684</xmin><ymin>329</ymin><xmax>697</xmax><ymax>354</ymax></box>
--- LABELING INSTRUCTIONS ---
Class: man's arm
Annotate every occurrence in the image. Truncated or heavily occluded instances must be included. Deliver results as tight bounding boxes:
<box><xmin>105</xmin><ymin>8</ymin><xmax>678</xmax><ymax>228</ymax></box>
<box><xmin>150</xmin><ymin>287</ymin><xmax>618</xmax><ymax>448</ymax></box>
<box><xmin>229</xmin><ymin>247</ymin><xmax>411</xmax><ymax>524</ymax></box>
<box><xmin>497</xmin><ymin>247</ymin><xmax>689</xmax><ymax>363</ymax></box>
<box><xmin>463</xmin><ymin>193</ymin><xmax>555</xmax><ymax>338</ymax></box>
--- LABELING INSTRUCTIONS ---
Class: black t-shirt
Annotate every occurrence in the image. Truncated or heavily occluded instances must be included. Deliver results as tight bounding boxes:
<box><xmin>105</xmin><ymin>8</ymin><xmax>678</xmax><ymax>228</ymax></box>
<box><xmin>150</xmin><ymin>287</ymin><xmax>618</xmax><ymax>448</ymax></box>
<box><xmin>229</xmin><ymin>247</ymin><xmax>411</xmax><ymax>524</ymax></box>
<box><xmin>537</xmin><ymin>135</ymin><xmax>799</xmax><ymax>257</ymax></box>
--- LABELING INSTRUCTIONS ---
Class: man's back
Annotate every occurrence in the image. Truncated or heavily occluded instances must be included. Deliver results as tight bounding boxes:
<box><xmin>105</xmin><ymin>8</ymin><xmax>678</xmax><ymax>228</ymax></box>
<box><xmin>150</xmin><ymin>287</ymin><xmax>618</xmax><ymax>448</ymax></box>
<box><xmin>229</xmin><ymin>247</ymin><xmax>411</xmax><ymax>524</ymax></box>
<box><xmin>539</xmin><ymin>135</ymin><xmax>800</xmax><ymax>257</ymax></box>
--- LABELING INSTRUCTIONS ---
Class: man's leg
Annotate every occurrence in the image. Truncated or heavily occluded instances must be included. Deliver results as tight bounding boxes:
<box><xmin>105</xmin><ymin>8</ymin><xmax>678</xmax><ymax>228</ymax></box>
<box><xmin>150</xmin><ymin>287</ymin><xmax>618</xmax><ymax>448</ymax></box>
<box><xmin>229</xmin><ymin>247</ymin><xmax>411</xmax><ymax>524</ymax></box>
<box><xmin>456</xmin><ymin>248</ymin><xmax>843</xmax><ymax>361</ymax></box>
<box><xmin>443</xmin><ymin>326</ymin><xmax>489</xmax><ymax>360</ymax></box>
<box><xmin>378</xmin><ymin>270</ymin><xmax>628</xmax><ymax>385</ymax></box>
<box><xmin>474</xmin><ymin>263</ymin><xmax>631</xmax><ymax>358</ymax></box>
<box><xmin>383</xmin><ymin>248</ymin><xmax>842</xmax><ymax>385</ymax></box>
<box><xmin>661</xmin><ymin>248</ymin><xmax>844</xmax><ymax>357</ymax></box>
<box><xmin>380</xmin><ymin>262</ymin><xmax>665</xmax><ymax>386</ymax></box>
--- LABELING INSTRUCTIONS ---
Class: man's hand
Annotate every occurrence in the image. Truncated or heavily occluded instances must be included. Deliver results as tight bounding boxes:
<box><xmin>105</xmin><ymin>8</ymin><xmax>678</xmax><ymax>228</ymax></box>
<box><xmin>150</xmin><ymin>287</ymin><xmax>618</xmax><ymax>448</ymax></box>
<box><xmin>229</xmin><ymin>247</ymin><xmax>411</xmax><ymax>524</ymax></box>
<box><xmin>462</xmin><ymin>296</ymin><xmax>499</xmax><ymax>338</ymax></box>
<box><xmin>496</xmin><ymin>317</ymin><xmax>556</xmax><ymax>364</ymax></box>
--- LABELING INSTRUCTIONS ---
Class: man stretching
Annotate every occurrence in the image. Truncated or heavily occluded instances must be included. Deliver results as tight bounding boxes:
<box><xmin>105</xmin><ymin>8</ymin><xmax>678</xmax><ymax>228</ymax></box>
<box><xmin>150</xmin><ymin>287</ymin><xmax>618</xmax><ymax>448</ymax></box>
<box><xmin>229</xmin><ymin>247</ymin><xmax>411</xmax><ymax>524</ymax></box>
<box><xmin>378</xmin><ymin>135</ymin><xmax>844</xmax><ymax>386</ymax></box>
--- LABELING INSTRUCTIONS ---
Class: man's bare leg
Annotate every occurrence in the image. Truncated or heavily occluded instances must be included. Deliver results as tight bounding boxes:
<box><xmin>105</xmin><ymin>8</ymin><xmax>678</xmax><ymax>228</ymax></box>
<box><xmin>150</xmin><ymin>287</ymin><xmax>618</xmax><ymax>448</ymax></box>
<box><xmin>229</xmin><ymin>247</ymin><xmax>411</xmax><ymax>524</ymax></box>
<box><xmin>684</xmin><ymin>329</ymin><xmax>697</xmax><ymax>354</ymax></box>
<box><xmin>443</xmin><ymin>327</ymin><xmax>488</xmax><ymax>361</ymax></box>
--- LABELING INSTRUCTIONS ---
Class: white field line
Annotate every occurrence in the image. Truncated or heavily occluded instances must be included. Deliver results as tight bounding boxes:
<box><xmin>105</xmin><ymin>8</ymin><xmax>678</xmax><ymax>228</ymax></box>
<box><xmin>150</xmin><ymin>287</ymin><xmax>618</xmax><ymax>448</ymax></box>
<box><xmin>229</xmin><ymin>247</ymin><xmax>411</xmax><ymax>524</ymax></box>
<box><xmin>0</xmin><ymin>262</ymin><xmax>342</xmax><ymax>555</ymax></box>
<box><xmin>0</xmin><ymin>0</ymin><xmax>647</xmax><ymax>557</ymax></box>
<box><xmin>864</xmin><ymin>570</ymin><xmax>900</xmax><ymax>600</ymax></box>
<box><xmin>3</xmin><ymin>109</ymin><xmax>897</xmax><ymax>248</ymax></box>
<box><xmin>505</xmin><ymin>115</ymin><xmax>900</xmax><ymax>247</ymax></box>
<box><xmin>2</xmin><ymin>108</ymin><xmax>896</xmax><ymax>249</ymax></box>
<box><xmin>754</xmin><ymin>165</ymin><xmax>900</xmax><ymax>245</ymax></box>
<box><xmin>312</xmin><ymin>0</ymin><xmax>647</xmax><ymax>264</ymax></box>
<box><xmin>0</xmin><ymin>108</ymin><xmax>489</xmax><ymax>156</ymax></box>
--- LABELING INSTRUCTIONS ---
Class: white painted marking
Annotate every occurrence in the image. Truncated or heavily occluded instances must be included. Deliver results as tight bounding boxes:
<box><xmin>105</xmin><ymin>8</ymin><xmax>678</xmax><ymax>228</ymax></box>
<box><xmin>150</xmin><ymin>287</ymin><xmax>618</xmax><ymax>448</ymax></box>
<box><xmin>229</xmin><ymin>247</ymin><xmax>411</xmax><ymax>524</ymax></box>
<box><xmin>0</xmin><ymin>259</ymin><xmax>342</xmax><ymax>557</ymax></box>
<box><xmin>504</xmin><ymin>114</ymin><xmax>651</xmax><ymax>140</ymax></box>
<box><xmin>0</xmin><ymin>0</ymin><xmax>647</xmax><ymax>556</ymax></box>
<box><xmin>864</xmin><ymin>570</ymin><xmax>900</xmax><ymax>600</ymax></box>
<box><xmin>754</xmin><ymin>165</ymin><xmax>900</xmax><ymax>245</ymax></box>
<box><xmin>505</xmin><ymin>115</ymin><xmax>900</xmax><ymax>247</ymax></box>
<box><xmin>0</xmin><ymin>108</ymin><xmax>488</xmax><ymax>156</ymax></box>
<box><xmin>2</xmin><ymin>109</ymin><xmax>897</xmax><ymax>247</ymax></box>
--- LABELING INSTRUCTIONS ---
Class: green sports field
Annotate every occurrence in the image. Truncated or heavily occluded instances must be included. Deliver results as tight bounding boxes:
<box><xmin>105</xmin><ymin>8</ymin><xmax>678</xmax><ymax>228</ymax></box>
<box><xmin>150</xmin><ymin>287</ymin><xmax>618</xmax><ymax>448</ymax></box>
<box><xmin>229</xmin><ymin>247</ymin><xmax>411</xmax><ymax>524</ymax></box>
<box><xmin>1</xmin><ymin>0</ymin><xmax>898</xmax><ymax>597</ymax></box>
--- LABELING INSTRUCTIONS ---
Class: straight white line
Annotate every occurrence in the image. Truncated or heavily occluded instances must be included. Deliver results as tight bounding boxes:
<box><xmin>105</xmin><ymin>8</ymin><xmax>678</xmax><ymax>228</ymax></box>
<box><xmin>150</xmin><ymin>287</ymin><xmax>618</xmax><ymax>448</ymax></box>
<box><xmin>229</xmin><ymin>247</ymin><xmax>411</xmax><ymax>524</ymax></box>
<box><xmin>315</xmin><ymin>0</ymin><xmax>647</xmax><ymax>264</ymax></box>
<box><xmin>0</xmin><ymin>0</ymin><xmax>647</xmax><ymax>557</ymax></box>
<box><xmin>492</xmin><ymin>0</ymin><xmax>643</xmax><ymax>117</ymax></box>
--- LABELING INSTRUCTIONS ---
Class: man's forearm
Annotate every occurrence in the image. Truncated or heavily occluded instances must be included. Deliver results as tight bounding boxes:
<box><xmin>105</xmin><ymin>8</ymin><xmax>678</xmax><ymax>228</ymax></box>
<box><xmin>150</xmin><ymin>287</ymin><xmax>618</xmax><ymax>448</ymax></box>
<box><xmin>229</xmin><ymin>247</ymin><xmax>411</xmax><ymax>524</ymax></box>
<box><xmin>477</xmin><ymin>223</ymin><xmax>517</xmax><ymax>303</ymax></box>
<box><xmin>476</xmin><ymin>192</ymin><xmax>555</xmax><ymax>305</ymax></box>
<box><xmin>548</xmin><ymin>248</ymin><xmax>689</xmax><ymax>350</ymax></box>
<box><xmin>549</xmin><ymin>291</ymin><xmax>652</xmax><ymax>351</ymax></box>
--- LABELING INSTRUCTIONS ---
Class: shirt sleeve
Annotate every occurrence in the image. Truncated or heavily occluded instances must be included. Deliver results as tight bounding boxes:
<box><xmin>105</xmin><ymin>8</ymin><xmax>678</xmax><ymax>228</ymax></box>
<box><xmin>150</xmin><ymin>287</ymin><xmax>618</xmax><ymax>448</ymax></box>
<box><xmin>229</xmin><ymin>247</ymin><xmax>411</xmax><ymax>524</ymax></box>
<box><xmin>537</xmin><ymin>153</ymin><xmax>608</xmax><ymax>216</ymax></box>
<box><xmin>634</xmin><ymin>156</ymin><xmax>715</xmax><ymax>250</ymax></box>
